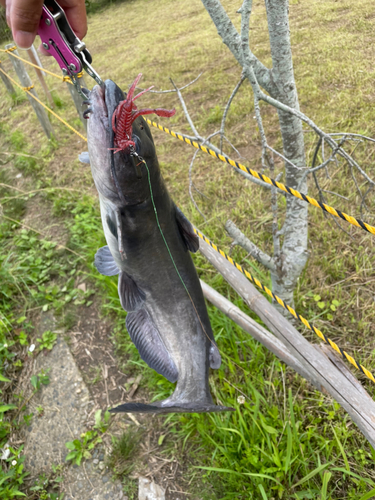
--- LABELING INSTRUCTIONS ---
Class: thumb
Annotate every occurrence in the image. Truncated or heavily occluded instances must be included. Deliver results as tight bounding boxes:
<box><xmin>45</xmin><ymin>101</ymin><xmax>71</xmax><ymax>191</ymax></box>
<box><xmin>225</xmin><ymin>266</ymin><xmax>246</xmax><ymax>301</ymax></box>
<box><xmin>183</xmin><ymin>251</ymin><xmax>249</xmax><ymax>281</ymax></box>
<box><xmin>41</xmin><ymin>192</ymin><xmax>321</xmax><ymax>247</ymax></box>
<box><xmin>10</xmin><ymin>0</ymin><xmax>44</xmax><ymax>49</ymax></box>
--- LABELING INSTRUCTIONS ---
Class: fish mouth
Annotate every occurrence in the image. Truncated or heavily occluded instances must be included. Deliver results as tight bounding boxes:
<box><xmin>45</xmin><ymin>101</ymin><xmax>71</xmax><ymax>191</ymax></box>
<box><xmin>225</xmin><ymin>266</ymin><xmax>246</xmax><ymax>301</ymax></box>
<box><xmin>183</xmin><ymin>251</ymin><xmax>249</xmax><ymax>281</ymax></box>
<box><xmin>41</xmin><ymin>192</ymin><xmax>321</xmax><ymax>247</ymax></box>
<box><xmin>104</xmin><ymin>79</ymin><xmax>126</xmax><ymax>126</ymax></box>
<box><xmin>89</xmin><ymin>79</ymin><xmax>125</xmax><ymax>131</ymax></box>
<box><xmin>91</xmin><ymin>80</ymin><xmax>141</xmax><ymax>154</ymax></box>
<box><xmin>87</xmin><ymin>82</ymin><xmax>107</xmax><ymax>130</ymax></box>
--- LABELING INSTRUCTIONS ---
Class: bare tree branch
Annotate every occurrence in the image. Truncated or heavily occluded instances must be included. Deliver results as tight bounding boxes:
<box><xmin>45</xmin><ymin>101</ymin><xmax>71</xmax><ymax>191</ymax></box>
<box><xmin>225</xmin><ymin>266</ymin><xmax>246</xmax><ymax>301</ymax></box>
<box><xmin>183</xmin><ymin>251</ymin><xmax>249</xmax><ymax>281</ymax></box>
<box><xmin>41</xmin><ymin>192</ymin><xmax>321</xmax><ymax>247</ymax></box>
<box><xmin>310</xmin><ymin>134</ymin><xmax>375</xmax><ymax>231</ymax></box>
<box><xmin>266</xmin><ymin>145</ymin><xmax>302</xmax><ymax>171</ymax></box>
<box><xmin>201</xmin><ymin>0</ymin><xmax>273</xmax><ymax>93</ymax></box>
<box><xmin>194</xmin><ymin>0</ymin><xmax>375</xmax><ymax>317</ymax></box>
<box><xmin>170</xmin><ymin>75</ymin><xmax>276</xmax><ymax>191</ymax></box>
<box><xmin>170</xmin><ymin>77</ymin><xmax>201</xmax><ymax>139</ymax></box>
<box><xmin>220</xmin><ymin>75</ymin><xmax>246</xmax><ymax>153</ymax></box>
<box><xmin>306</xmin><ymin>137</ymin><xmax>346</xmax><ymax>176</ymax></box>
<box><xmin>253</xmin><ymin>93</ymin><xmax>268</xmax><ymax>170</ymax></box>
<box><xmin>360</xmin><ymin>185</ymin><xmax>374</xmax><ymax>219</ymax></box>
<box><xmin>225</xmin><ymin>219</ymin><xmax>276</xmax><ymax>272</ymax></box>
<box><xmin>189</xmin><ymin>149</ymin><xmax>207</xmax><ymax>222</ymax></box>
<box><xmin>134</xmin><ymin>73</ymin><xmax>203</xmax><ymax>94</ymax></box>
<box><xmin>322</xmin><ymin>190</ymin><xmax>350</xmax><ymax>201</ymax></box>
<box><xmin>243</xmin><ymin>61</ymin><xmax>375</xmax><ymax>189</ymax></box>
<box><xmin>329</xmin><ymin>132</ymin><xmax>375</xmax><ymax>143</ymax></box>
<box><xmin>311</xmin><ymin>168</ymin><xmax>353</xmax><ymax>239</ymax></box>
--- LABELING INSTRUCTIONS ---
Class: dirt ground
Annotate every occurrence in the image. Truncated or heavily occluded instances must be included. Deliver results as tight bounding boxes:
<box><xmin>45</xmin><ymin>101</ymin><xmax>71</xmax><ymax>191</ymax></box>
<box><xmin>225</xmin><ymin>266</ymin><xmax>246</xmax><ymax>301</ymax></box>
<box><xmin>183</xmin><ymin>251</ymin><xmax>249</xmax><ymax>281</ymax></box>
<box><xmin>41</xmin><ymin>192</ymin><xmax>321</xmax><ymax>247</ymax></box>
<box><xmin>67</xmin><ymin>300</ymin><xmax>192</xmax><ymax>499</ymax></box>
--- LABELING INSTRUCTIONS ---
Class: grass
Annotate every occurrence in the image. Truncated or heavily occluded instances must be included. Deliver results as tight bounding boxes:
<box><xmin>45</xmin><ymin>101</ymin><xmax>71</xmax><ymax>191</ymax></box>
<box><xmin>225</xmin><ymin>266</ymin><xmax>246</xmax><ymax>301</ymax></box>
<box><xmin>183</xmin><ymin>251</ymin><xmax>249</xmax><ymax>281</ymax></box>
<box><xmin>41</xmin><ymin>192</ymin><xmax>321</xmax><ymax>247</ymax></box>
<box><xmin>107</xmin><ymin>427</ymin><xmax>143</xmax><ymax>476</ymax></box>
<box><xmin>1</xmin><ymin>0</ymin><xmax>375</xmax><ymax>498</ymax></box>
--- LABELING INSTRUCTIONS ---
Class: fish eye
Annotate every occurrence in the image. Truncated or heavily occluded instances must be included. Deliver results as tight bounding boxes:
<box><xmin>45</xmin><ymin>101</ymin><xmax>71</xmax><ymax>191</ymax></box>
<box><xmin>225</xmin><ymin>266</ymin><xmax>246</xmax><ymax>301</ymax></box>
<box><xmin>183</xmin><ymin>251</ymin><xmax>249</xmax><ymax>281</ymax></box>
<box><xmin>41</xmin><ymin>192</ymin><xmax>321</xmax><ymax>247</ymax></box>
<box><xmin>140</xmin><ymin>125</ymin><xmax>144</xmax><ymax>130</ymax></box>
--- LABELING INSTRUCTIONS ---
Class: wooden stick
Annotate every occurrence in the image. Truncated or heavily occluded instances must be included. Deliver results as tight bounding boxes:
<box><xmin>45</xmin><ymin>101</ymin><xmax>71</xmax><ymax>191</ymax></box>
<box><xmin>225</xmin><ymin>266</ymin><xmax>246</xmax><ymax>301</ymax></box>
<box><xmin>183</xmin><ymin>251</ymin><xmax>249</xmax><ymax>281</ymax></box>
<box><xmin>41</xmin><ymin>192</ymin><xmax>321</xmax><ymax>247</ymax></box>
<box><xmin>28</xmin><ymin>45</ymin><xmax>44</xmax><ymax>75</ymax></box>
<box><xmin>27</xmin><ymin>46</ymin><xmax>54</xmax><ymax>106</ymax></box>
<box><xmin>0</xmin><ymin>60</ymin><xmax>15</xmax><ymax>95</ymax></box>
<box><xmin>198</xmin><ymin>235</ymin><xmax>375</xmax><ymax>447</ymax></box>
<box><xmin>200</xmin><ymin>279</ymin><xmax>320</xmax><ymax>388</ymax></box>
<box><xmin>67</xmin><ymin>73</ymin><xmax>88</xmax><ymax>132</ymax></box>
<box><xmin>318</xmin><ymin>343</ymin><xmax>372</xmax><ymax>400</ymax></box>
<box><xmin>6</xmin><ymin>44</ymin><xmax>54</xmax><ymax>139</ymax></box>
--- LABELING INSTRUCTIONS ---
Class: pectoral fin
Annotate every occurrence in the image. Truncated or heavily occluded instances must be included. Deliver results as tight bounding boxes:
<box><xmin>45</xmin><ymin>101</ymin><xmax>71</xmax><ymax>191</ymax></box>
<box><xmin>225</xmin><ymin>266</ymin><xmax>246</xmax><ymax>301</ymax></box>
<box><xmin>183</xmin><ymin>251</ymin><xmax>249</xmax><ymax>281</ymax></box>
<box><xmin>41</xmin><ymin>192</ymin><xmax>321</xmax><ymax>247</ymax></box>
<box><xmin>175</xmin><ymin>206</ymin><xmax>199</xmax><ymax>253</ymax></box>
<box><xmin>79</xmin><ymin>152</ymin><xmax>90</xmax><ymax>164</ymax></box>
<box><xmin>94</xmin><ymin>246</ymin><xmax>119</xmax><ymax>276</ymax></box>
<box><xmin>126</xmin><ymin>309</ymin><xmax>178</xmax><ymax>383</ymax></box>
<box><xmin>118</xmin><ymin>272</ymin><xmax>146</xmax><ymax>311</ymax></box>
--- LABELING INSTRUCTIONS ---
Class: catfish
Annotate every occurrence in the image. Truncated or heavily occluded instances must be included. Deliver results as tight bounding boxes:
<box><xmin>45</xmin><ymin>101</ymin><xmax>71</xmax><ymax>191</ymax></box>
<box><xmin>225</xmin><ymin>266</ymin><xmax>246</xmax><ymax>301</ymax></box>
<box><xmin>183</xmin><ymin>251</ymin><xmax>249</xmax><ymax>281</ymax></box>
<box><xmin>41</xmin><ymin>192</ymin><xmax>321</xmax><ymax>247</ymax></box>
<box><xmin>84</xmin><ymin>77</ymin><xmax>233</xmax><ymax>414</ymax></box>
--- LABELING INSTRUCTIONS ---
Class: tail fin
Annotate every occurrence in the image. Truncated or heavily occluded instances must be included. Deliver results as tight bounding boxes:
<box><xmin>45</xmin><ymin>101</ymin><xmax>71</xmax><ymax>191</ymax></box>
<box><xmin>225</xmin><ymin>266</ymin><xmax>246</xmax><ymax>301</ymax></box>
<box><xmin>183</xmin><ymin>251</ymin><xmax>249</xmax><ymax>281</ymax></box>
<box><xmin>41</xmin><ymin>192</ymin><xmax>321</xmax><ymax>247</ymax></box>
<box><xmin>109</xmin><ymin>401</ymin><xmax>234</xmax><ymax>414</ymax></box>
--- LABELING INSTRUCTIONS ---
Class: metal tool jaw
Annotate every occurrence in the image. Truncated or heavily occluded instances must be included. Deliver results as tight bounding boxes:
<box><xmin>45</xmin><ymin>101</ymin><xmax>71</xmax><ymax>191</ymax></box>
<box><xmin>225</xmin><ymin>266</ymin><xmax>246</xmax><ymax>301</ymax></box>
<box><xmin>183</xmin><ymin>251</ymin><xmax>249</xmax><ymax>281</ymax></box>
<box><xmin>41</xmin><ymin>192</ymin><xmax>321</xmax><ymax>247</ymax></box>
<box><xmin>38</xmin><ymin>0</ymin><xmax>103</xmax><ymax>98</ymax></box>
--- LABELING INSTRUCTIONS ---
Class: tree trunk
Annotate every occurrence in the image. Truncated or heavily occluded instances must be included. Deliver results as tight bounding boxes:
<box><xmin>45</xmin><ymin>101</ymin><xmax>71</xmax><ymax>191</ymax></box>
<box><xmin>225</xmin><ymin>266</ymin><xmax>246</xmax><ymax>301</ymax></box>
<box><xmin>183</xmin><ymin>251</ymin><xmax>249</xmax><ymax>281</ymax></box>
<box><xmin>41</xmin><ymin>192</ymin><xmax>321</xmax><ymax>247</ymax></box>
<box><xmin>200</xmin><ymin>0</ymin><xmax>309</xmax><ymax>311</ymax></box>
<box><xmin>265</xmin><ymin>0</ymin><xmax>308</xmax><ymax>311</ymax></box>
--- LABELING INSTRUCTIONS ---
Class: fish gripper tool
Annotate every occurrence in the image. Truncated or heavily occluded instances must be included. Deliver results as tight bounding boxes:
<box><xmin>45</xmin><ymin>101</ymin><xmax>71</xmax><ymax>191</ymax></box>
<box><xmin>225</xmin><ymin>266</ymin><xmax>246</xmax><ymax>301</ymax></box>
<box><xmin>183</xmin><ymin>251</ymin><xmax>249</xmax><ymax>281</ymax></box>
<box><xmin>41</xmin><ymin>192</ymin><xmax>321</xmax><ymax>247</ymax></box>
<box><xmin>38</xmin><ymin>0</ymin><xmax>103</xmax><ymax>98</ymax></box>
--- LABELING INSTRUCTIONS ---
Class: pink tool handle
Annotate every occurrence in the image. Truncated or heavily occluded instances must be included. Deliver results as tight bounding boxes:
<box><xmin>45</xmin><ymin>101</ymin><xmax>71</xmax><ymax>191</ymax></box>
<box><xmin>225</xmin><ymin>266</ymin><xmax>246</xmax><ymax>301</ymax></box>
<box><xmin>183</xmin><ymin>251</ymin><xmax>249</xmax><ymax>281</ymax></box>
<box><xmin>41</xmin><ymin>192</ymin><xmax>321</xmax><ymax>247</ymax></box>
<box><xmin>38</xmin><ymin>5</ymin><xmax>82</xmax><ymax>74</ymax></box>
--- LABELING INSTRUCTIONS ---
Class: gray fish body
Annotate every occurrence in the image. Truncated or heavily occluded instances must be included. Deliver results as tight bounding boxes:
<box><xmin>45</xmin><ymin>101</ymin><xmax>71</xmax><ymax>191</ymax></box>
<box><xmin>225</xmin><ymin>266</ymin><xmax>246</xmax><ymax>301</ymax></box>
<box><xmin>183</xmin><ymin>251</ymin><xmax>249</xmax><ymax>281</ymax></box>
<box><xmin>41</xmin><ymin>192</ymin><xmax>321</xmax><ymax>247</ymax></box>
<box><xmin>86</xmin><ymin>80</ymin><xmax>233</xmax><ymax>413</ymax></box>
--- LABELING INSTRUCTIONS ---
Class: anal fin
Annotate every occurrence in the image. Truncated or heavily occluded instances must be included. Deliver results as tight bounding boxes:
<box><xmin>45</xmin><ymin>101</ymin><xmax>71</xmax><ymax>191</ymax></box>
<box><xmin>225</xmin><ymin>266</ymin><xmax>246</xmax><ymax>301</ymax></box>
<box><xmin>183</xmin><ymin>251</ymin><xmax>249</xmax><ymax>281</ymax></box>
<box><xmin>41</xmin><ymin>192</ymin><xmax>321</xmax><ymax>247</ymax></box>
<box><xmin>126</xmin><ymin>309</ymin><xmax>178</xmax><ymax>383</ymax></box>
<box><xmin>209</xmin><ymin>343</ymin><xmax>221</xmax><ymax>369</ymax></box>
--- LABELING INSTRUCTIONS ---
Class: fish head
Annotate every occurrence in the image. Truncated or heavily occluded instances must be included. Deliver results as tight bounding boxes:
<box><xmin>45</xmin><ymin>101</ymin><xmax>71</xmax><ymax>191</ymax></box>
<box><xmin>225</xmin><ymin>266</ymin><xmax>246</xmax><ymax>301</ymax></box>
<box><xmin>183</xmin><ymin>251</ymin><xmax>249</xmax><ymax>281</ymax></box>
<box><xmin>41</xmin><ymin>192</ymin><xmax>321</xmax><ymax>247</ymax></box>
<box><xmin>87</xmin><ymin>79</ymin><xmax>160</xmax><ymax>205</ymax></box>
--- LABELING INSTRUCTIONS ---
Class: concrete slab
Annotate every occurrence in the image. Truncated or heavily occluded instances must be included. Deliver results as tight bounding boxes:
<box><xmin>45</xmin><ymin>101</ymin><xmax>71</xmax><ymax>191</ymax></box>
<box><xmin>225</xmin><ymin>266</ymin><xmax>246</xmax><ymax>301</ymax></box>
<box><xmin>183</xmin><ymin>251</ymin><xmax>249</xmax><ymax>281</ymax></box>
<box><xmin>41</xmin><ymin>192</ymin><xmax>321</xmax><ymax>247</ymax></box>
<box><xmin>22</xmin><ymin>316</ymin><xmax>125</xmax><ymax>499</ymax></box>
<box><xmin>24</xmin><ymin>335</ymin><xmax>91</xmax><ymax>473</ymax></box>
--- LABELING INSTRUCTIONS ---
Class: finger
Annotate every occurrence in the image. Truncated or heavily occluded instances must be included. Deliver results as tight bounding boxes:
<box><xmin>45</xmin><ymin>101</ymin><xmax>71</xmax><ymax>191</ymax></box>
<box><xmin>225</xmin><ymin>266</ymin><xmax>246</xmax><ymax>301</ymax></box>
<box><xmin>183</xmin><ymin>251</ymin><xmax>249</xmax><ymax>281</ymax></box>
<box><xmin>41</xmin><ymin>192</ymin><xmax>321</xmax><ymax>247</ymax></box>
<box><xmin>5</xmin><ymin>0</ymin><xmax>11</xmax><ymax>32</ymax></box>
<box><xmin>59</xmin><ymin>0</ymin><xmax>87</xmax><ymax>39</ymax></box>
<box><xmin>10</xmin><ymin>0</ymin><xmax>44</xmax><ymax>49</ymax></box>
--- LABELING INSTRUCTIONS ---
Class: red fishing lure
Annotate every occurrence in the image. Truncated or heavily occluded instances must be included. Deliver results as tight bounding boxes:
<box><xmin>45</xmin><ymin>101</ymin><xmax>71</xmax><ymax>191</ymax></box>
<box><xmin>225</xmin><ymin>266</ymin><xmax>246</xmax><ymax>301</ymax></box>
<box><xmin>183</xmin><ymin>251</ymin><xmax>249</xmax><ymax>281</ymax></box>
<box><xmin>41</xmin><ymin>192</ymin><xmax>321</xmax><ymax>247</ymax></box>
<box><xmin>111</xmin><ymin>73</ymin><xmax>175</xmax><ymax>154</ymax></box>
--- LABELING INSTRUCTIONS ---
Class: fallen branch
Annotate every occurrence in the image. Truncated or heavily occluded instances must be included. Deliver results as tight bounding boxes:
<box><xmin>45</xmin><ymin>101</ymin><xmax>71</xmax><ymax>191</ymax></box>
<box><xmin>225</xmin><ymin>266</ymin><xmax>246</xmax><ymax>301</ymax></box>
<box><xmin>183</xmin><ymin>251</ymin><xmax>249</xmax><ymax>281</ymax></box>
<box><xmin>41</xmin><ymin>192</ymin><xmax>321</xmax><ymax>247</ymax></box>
<box><xmin>200</xmin><ymin>279</ymin><xmax>319</xmax><ymax>387</ymax></box>
<box><xmin>198</xmin><ymin>234</ymin><xmax>375</xmax><ymax>447</ymax></box>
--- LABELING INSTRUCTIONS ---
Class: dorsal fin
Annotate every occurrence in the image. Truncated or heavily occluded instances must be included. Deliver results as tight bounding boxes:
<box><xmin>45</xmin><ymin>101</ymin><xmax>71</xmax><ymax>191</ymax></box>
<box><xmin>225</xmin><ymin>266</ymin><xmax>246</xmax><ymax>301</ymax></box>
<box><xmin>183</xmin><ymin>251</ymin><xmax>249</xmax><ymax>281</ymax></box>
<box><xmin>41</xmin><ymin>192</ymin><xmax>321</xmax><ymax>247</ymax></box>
<box><xmin>126</xmin><ymin>309</ymin><xmax>178</xmax><ymax>383</ymax></box>
<box><xmin>175</xmin><ymin>206</ymin><xmax>199</xmax><ymax>253</ymax></box>
<box><xmin>94</xmin><ymin>246</ymin><xmax>119</xmax><ymax>276</ymax></box>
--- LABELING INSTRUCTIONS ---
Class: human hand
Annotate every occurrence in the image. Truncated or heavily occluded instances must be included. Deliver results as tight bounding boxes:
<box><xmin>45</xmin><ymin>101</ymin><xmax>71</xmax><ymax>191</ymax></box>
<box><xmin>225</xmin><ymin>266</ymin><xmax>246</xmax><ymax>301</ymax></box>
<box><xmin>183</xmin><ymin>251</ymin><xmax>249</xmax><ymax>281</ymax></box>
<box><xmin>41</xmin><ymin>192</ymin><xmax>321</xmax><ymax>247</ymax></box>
<box><xmin>0</xmin><ymin>0</ymin><xmax>87</xmax><ymax>50</ymax></box>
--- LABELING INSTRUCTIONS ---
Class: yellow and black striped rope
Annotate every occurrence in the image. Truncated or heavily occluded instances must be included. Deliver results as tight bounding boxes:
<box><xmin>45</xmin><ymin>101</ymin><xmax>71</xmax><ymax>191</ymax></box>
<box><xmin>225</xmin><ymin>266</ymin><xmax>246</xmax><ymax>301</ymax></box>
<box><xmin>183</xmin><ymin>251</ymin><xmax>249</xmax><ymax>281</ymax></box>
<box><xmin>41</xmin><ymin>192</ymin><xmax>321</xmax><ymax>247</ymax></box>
<box><xmin>146</xmin><ymin>119</ymin><xmax>375</xmax><ymax>237</ymax></box>
<box><xmin>0</xmin><ymin>67</ymin><xmax>87</xmax><ymax>142</ymax></box>
<box><xmin>0</xmin><ymin>47</ymin><xmax>80</xmax><ymax>85</ymax></box>
<box><xmin>193</xmin><ymin>227</ymin><xmax>375</xmax><ymax>384</ymax></box>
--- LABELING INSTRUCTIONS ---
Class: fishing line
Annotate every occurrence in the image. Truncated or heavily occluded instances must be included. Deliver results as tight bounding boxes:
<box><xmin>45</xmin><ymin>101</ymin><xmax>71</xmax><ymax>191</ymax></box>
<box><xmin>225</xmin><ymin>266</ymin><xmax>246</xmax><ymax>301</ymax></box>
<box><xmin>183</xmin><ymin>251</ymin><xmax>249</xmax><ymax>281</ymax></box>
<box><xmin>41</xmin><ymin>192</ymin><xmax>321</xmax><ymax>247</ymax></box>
<box><xmin>141</xmin><ymin>157</ymin><xmax>219</xmax><ymax>352</ymax></box>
